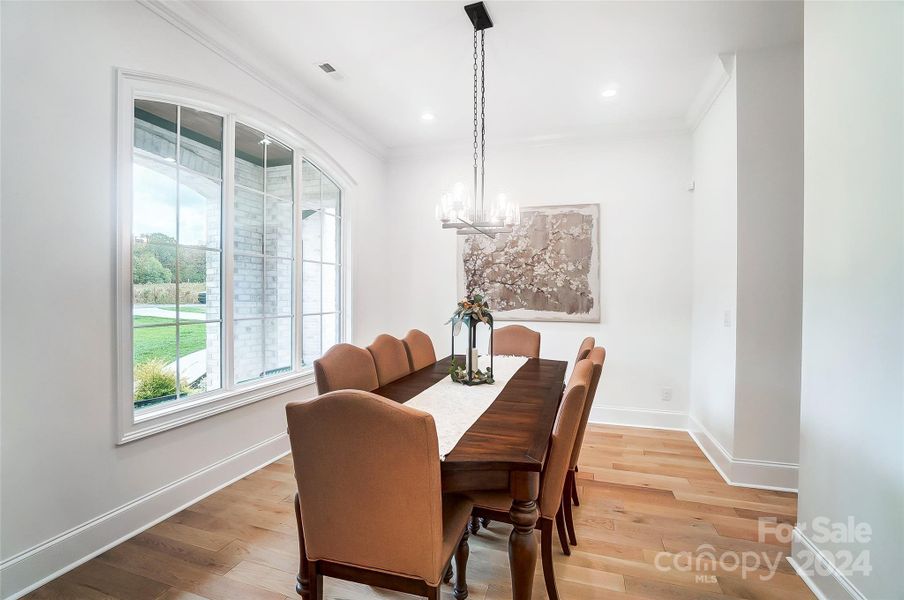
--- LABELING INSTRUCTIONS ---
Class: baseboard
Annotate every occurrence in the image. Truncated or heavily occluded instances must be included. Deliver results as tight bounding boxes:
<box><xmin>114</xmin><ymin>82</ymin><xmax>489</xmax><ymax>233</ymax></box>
<box><xmin>589</xmin><ymin>405</ymin><xmax>690</xmax><ymax>431</ymax></box>
<box><xmin>0</xmin><ymin>432</ymin><xmax>290</xmax><ymax>600</ymax></box>
<box><xmin>788</xmin><ymin>527</ymin><xmax>868</xmax><ymax>600</ymax></box>
<box><xmin>687</xmin><ymin>416</ymin><xmax>798</xmax><ymax>492</ymax></box>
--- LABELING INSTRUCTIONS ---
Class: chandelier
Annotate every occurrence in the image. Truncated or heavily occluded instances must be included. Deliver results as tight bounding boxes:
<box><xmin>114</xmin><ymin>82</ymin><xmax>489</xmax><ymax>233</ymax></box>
<box><xmin>435</xmin><ymin>2</ymin><xmax>519</xmax><ymax>238</ymax></box>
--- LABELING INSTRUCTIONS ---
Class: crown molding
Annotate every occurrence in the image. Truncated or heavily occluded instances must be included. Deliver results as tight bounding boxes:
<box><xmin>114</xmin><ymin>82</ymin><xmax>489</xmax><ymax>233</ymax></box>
<box><xmin>137</xmin><ymin>0</ymin><xmax>387</xmax><ymax>160</ymax></box>
<box><xmin>685</xmin><ymin>53</ymin><xmax>735</xmax><ymax>132</ymax></box>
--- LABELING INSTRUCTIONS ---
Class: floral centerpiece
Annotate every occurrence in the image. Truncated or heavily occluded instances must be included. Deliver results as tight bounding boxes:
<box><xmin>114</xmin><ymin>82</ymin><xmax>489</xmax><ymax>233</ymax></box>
<box><xmin>446</xmin><ymin>293</ymin><xmax>495</xmax><ymax>385</ymax></box>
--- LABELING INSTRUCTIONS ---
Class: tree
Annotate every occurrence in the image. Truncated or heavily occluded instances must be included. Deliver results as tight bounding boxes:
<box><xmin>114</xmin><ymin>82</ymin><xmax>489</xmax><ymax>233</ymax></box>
<box><xmin>133</xmin><ymin>250</ymin><xmax>172</xmax><ymax>284</ymax></box>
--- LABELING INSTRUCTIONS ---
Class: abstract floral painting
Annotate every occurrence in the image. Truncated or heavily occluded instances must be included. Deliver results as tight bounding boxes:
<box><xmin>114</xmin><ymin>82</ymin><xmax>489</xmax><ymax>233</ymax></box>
<box><xmin>457</xmin><ymin>204</ymin><xmax>600</xmax><ymax>322</ymax></box>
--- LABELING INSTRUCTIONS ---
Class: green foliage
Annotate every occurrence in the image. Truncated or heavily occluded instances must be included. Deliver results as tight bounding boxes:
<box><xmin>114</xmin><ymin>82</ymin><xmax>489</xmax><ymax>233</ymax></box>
<box><xmin>134</xmin><ymin>359</ymin><xmax>183</xmax><ymax>400</ymax></box>
<box><xmin>133</xmin><ymin>251</ymin><xmax>172</xmax><ymax>284</ymax></box>
<box><xmin>446</xmin><ymin>293</ymin><xmax>493</xmax><ymax>335</ymax></box>
<box><xmin>133</xmin><ymin>233</ymin><xmax>208</xmax><ymax>284</ymax></box>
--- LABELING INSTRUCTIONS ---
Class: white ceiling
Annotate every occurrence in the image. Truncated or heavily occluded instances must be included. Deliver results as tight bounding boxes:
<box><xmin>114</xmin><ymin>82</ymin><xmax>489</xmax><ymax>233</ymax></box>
<box><xmin>186</xmin><ymin>1</ymin><xmax>802</xmax><ymax>151</ymax></box>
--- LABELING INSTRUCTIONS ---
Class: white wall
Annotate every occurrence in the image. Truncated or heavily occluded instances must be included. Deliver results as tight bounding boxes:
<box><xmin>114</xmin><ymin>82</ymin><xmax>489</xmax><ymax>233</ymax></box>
<box><xmin>689</xmin><ymin>46</ymin><xmax>804</xmax><ymax>488</ymax></box>
<box><xmin>386</xmin><ymin>134</ymin><xmax>694</xmax><ymax>426</ymax></box>
<box><xmin>689</xmin><ymin>71</ymin><xmax>739</xmax><ymax>454</ymax></box>
<box><xmin>734</xmin><ymin>44</ymin><xmax>804</xmax><ymax>465</ymax></box>
<box><xmin>795</xmin><ymin>3</ymin><xmax>903</xmax><ymax>599</ymax></box>
<box><xmin>0</xmin><ymin>2</ymin><xmax>388</xmax><ymax>597</ymax></box>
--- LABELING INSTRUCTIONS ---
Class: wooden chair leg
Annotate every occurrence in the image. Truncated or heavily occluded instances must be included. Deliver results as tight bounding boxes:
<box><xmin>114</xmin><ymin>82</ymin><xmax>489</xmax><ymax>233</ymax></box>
<box><xmin>443</xmin><ymin>562</ymin><xmax>454</xmax><ymax>583</ymax></box>
<box><xmin>571</xmin><ymin>468</ymin><xmax>580</xmax><ymax>507</ymax></box>
<box><xmin>564</xmin><ymin>472</ymin><xmax>578</xmax><ymax>546</ymax></box>
<box><xmin>305</xmin><ymin>560</ymin><xmax>322</xmax><ymax>600</ymax></box>
<box><xmin>427</xmin><ymin>586</ymin><xmax>439</xmax><ymax>600</ymax></box>
<box><xmin>554</xmin><ymin>504</ymin><xmax>571</xmax><ymax>556</ymax></box>
<box><xmin>294</xmin><ymin>494</ymin><xmax>310</xmax><ymax>598</ymax></box>
<box><xmin>468</xmin><ymin>515</ymin><xmax>481</xmax><ymax>534</ymax></box>
<box><xmin>453</xmin><ymin>529</ymin><xmax>469</xmax><ymax>600</ymax></box>
<box><xmin>540</xmin><ymin>521</ymin><xmax>560</xmax><ymax>600</ymax></box>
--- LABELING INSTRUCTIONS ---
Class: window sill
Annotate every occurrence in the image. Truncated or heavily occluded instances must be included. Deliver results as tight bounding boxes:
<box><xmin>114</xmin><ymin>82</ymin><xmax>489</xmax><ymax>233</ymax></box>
<box><xmin>118</xmin><ymin>370</ymin><xmax>316</xmax><ymax>444</ymax></box>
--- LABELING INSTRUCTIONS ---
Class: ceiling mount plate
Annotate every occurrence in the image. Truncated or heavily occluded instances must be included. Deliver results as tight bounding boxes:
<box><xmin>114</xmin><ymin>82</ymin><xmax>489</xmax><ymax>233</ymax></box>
<box><xmin>464</xmin><ymin>2</ymin><xmax>493</xmax><ymax>31</ymax></box>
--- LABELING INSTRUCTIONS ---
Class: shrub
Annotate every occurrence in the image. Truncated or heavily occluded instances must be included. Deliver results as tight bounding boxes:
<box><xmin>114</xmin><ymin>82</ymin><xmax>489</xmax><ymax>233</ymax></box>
<box><xmin>133</xmin><ymin>283</ymin><xmax>205</xmax><ymax>305</ymax></box>
<box><xmin>134</xmin><ymin>359</ymin><xmax>187</xmax><ymax>401</ymax></box>
<box><xmin>133</xmin><ymin>251</ymin><xmax>172</xmax><ymax>284</ymax></box>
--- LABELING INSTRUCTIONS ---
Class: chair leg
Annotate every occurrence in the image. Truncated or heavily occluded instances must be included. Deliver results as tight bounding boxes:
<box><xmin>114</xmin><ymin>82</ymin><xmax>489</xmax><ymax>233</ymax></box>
<box><xmin>443</xmin><ymin>562</ymin><xmax>454</xmax><ymax>584</ymax></box>
<box><xmin>564</xmin><ymin>472</ymin><xmax>578</xmax><ymax>547</ymax></box>
<box><xmin>479</xmin><ymin>517</ymin><xmax>491</xmax><ymax>529</ymax></box>
<box><xmin>571</xmin><ymin>468</ymin><xmax>580</xmax><ymax>507</ymax></box>
<box><xmin>540</xmin><ymin>521</ymin><xmax>560</xmax><ymax>600</ymax></box>
<box><xmin>453</xmin><ymin>529</ymin><xmax>469</xmax><ymax>600</ymax></box>
<box><xmin>554</xmin><ymin>504</ymin><xmax>571</xmax><ymax>557</ymax></box>
<box><xmin>468</xmin><ymin>515</ymin><xmax>480</xmax><ymax>534</ymax></box>
<box><xmin>426</xmin><ymin>586</ymin><xmax>440</xmax><ymax>600</ymax></box>
<box><xmin>305</xmin><ymin>560</ymin><xmax>322</xmax><ymax>600</ymax></box>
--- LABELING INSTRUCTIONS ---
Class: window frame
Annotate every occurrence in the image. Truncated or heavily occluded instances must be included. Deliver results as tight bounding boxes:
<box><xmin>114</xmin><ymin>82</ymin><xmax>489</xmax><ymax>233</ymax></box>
<box><xmin>116</xmin><ymin>70</ymin><xmax>352</xmax><ymax>444</ymax></box>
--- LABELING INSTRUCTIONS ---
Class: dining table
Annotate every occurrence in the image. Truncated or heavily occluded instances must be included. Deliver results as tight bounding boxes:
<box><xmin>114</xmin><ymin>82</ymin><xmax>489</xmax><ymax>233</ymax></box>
<box><xmin>295</xmin><ymin>355</ymin><xmax>567</xmax><ymax>600</ymax></box>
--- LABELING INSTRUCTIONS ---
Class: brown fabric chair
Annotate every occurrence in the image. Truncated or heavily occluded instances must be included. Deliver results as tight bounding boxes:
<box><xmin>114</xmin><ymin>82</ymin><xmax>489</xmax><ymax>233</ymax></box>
<box><xmin>367</xmin><ymin>334</ymin><xmax>412</xmax><ymax>386</ymax></box>
<box><xmin>286</xmin><ymin>390</ymin><xmax>472</xmax><ymax>600</ymax></box>
<box><xmin>463</xmin><ymin>359</ymin><xmax>593</xmax><ymax>600</ymax></box>
<box><xmin>575</xmin><ymin>336</ymin><xmax>595</xmax><ymax>363</ymax></box>
<box><xmin>313</xmin><ymin>343</ymin><xmax>379</xmax><ymax>394</ymax></box>
<box><xmin>403</xmin><ymin>329</ymin><xmax>437</xmax><ymax>371</ymax></box>
<box><xmin>492</xmin><ymin>324</ymin><xmax>541</xmax><ymax>358</ymax></box>
<box><xmin>563</xmin><ymin>346</ymin><xmax>606</xmax><ymax>547</ymax></box>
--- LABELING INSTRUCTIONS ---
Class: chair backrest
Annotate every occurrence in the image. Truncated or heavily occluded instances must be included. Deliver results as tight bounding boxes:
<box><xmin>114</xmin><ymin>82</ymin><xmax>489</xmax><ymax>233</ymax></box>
<box><xmin>402</xmin><ymin>329</ymin><xmax>437</xmax><ymax>371</ymax></box>
<box><xmin>492</xmin><ymin>324</ymin><xmax>541</xmax><ymax>358</ymax></box>
<box><xmin>569</xmin><ymin>347</ymin><xmax>606</xmax><ymax>469</ymax></box>
<box><xmin>313</xmin><ymin>343</ymin><xmax>379</xmax><ymax>394</ymax></box>
<box><xmin>539</xmin><ymin>358</ymin><xmax>593</xmax><ymax>518</ymax></box>
<box><xmin>286</xmin><ymin>390</ymin><xmax>444</xmax><ymax>583</ymax></box>
<box><xmin>367</xmin><ymin>334</ymin><xmax>412</xmax><ymax>385</ymax></box>
<box><xmin>575</xmin><ymin>336</ymin><xmax>595</xmax><ymax>363</ymax></box>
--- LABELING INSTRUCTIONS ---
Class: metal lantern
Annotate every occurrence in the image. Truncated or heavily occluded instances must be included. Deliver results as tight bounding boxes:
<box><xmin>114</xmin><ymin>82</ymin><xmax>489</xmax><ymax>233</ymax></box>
<box><xmin>447</xmin><ymin>295</ymin><xmax>494</xmax><ymax>385</ymax></box>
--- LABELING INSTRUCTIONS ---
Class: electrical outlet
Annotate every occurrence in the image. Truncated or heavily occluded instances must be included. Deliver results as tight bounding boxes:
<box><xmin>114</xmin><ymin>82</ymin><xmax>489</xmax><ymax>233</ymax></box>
<box><xmin>661</xmin><ymin>387</ymin><xmax>673</xmax><ymax>402</ymax></box>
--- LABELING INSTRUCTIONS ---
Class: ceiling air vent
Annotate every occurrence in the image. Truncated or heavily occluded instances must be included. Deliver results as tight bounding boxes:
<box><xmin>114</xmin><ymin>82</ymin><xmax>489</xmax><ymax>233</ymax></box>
<box><xmin>318</xmin><ymin>63</ymin><xmax>336</xmax><ymax>73</ymax></box>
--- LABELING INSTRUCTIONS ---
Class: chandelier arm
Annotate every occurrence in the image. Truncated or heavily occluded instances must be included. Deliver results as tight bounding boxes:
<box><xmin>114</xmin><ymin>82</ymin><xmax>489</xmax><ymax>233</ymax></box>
<box><xmin>457</xmin><ymin>217</ymin><xmax>498</xmax><ymax>239</ymax></box>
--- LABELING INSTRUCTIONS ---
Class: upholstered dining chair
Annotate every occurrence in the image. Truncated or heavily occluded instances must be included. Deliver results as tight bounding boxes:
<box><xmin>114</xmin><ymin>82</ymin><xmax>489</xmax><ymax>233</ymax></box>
<box><xmin>313</xmin><ymin>343</ymin><xmax>379</xmax><ymax>394</ymax></box>
<box><xmin>563</xmin><ymin>346</ymin><xmax>606</xmax><ymax>547</ymax></box>
<box><xmin>575</xmin><ymin>336</ymin><xmax>595</xmax><ymax>363</ymax></box>
<box><xmin>463</xmin><ymin>359</ymin><xmax>593</xmax><ymax>600</ymax></box>
<box><xmin>286</xmin><ymin>390</ymin><xmax>473</xmax><ymax>600</ymax></box>
<box><xmin>367</xmin><ymin>334</ymin><xmax>412</xmax><ymax>386</ymax></box>
<box><xmin>403</xmin><ymin>329</ymin><xmax>437</xmax><ymax>371</ymax></box>
<box><xmin>492</xmin><ymin>324</ymin><xmax>541</xmax><ymax>358</ymax></box>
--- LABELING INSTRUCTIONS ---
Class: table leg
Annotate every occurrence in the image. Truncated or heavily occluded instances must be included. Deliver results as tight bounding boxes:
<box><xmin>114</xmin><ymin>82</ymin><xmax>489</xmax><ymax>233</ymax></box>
<box><xmin>508</xmin><ymin>471</ymin><xmax>540</xmax><ymax>600</ymax></box>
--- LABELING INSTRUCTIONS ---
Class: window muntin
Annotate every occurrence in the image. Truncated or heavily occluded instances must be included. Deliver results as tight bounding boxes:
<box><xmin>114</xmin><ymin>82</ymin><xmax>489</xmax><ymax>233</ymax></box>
<box><xmin>233</xmin><ymin>122</ymin><xmax>295</xmax><ymax>384</ymax></box>
<box><xmin>132</xmin><ymin>100</ymin><xmax>224</xmax><ymax>409</ymax></box>
<box><xmin>300</xmin><ymin>160</ymin><xmax>342</xmax><ymax>367</ymax></box>
<box><xmin>125</xmin><ymin>92</ymin><xmax>344</xmax><ymax>430</ymax></box>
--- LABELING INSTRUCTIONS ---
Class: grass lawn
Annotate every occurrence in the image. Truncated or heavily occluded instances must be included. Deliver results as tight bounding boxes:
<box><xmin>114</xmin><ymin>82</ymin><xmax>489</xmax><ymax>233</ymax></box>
<box><xmin>133</xmin><ymin>316</ymin><xmax>207</xmax><ymax>364</ymax></box>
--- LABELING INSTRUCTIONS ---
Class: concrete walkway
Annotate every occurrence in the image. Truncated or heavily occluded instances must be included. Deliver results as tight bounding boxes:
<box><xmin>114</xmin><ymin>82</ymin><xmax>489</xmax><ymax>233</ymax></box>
<box><xmin>166</xmin><ymin>349</ymin><xmax>208</xmax><ymax>384</ymax></box>
<box><xmin>134</xmin><ymin>305</ymin><xmax>207</xmax><ymax>321</ymax></box>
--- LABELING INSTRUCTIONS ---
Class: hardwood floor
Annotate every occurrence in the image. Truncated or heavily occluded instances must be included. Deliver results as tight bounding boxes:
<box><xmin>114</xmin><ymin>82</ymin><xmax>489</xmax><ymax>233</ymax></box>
<box><xmin>24</xmin><ymin>425</ymin><xmax>815</xmax><ymax>600</ymax></box>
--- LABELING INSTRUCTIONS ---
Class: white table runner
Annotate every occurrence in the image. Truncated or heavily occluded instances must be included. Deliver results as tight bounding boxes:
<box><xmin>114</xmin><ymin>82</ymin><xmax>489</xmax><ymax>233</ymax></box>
<box><xmin>404</xmin><ymin>355</ymin><xmax>529</xmax><ymax>459</ymax></box>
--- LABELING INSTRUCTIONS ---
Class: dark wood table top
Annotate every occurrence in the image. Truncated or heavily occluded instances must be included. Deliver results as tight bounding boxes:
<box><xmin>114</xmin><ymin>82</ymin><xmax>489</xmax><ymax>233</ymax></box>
<box><xmin>373</xmin><ymin>355</ymin><xmax>567</xmax><ymax>472</ymax></box>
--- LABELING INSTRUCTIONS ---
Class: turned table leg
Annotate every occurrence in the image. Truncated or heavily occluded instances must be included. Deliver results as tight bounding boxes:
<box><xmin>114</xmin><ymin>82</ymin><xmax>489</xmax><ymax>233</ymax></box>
<box><xmin>508</xmin><ymin>471</ymin><xmax>540</xmax><ymax>600</ymax></box>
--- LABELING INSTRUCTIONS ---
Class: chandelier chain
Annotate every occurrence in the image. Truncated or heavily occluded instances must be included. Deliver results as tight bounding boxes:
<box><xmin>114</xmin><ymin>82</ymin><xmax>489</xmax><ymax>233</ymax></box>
<box><xmin>480</xmin><ymin>30</ymin><xmax>486</xmax><ymax>215</ymax></box>
<box><xmin>473</xmin><ymin>30</ymin><xmax>479</xmax><ymax>204</ymax></box>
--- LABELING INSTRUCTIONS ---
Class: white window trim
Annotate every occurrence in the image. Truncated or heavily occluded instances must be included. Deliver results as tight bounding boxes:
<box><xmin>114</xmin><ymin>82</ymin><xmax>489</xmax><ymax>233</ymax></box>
<box><xmin>116</xmin><ymin>69</ymin><xmax>354</xmax><ymax>444</ymax></box>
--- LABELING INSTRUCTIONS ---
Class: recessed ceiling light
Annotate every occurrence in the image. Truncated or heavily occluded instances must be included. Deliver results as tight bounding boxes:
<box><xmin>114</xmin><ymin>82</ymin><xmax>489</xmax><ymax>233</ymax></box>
<box><xmin>601</xmin><ymin>88</ymin><xmax>618</xmax><ymax>98</ymax></box>
<box><xmin>421</xmin><ymin>113</ymin><xmax>435</xmax><ymax>121</ymax></box>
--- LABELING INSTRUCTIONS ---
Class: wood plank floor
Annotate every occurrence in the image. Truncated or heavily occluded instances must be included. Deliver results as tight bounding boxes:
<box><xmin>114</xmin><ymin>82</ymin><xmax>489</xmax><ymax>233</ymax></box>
<box><xmin>24</xmin><ymin>425</ymin><xmax>816</xmax><ymax>600</ymax></box>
